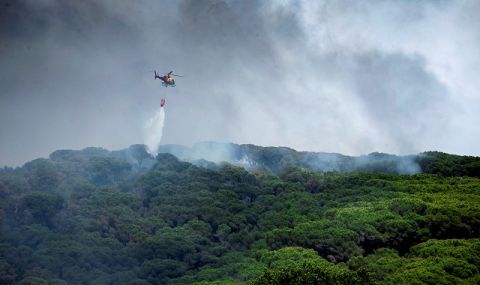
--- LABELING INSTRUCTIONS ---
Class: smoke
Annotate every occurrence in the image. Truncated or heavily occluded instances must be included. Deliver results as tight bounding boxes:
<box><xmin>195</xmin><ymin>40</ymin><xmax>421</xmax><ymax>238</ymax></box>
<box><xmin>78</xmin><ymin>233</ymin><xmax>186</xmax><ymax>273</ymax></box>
<box><xmin>143</xmin><ymin>108</ymin><xmax>165</xmax><ymax>155</ymax></box>
<box><xmin>1</xmin><ymin>0</ymin><xmax>479</xmax><ymax>167</ymax></box>
<box><xmin>157</xmin><ymin>142</ymin><xmax>422</xmax><ymax>175</ymax></box>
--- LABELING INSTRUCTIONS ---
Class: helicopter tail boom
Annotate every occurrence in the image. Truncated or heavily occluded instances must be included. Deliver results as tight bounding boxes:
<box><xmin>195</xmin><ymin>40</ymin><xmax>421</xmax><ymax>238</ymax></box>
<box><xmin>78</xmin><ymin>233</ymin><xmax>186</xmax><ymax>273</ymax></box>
<box><xmin>154</xmin><ymin>70</ymin><xmax>161</xmax><ymax>80</ymax></box>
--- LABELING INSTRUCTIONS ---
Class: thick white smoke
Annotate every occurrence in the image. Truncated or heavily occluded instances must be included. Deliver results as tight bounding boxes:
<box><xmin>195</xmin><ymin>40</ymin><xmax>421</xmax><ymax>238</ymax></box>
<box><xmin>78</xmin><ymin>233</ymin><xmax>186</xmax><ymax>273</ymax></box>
<box><xmin>143</xmin><ymin>108</ymin><xmax>166</xmax><ymax>155</ymax></box>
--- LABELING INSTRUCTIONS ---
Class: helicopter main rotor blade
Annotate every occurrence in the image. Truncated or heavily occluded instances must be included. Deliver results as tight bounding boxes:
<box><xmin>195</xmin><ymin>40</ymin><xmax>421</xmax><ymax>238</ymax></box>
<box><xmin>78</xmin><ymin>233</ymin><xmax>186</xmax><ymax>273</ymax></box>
<box><xmin>172</xmin><ymin>74</ymin><xmax>184</xmax><ymax>77</ymax></box>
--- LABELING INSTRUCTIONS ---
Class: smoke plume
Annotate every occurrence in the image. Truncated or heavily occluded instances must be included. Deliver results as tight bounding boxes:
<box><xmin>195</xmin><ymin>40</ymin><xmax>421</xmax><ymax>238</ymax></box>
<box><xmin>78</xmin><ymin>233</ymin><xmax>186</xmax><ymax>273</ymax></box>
<box><xmin>1</xmin><ymin>0</ymin><xmax>479</xmax><ymax>166</ymax></box>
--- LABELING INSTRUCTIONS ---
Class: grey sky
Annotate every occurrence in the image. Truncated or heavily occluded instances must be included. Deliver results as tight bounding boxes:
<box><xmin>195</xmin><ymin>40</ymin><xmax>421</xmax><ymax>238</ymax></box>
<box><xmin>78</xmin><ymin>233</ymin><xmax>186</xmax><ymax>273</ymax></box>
<box><xmin>1</xmin><ymin>0</ymin><xmax>479</xmax><ymax>167</ymax></box>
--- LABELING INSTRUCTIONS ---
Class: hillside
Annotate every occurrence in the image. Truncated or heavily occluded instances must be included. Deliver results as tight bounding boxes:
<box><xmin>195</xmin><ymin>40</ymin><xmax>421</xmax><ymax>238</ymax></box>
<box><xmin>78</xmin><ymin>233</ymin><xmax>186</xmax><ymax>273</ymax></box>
<box><xmin>0</xmin><ymin>144</ymin><xmax>479</xmax><ymax>284</ymax></box>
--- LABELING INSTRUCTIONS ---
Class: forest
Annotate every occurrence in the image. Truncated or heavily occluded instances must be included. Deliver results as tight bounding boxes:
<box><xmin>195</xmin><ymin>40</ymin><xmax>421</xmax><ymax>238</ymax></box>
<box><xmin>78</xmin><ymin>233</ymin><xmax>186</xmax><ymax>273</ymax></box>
<box><xmin>0</xmin><ymin>145</ymin><xmax>479</xmax><ymax>284</ymax></box>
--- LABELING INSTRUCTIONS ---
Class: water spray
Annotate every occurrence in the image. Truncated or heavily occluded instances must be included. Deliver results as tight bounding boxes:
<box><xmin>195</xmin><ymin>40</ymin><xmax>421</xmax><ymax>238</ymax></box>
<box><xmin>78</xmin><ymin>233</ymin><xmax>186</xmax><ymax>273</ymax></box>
<box><xmin>143</xmin><ymin>105</ymin><xmax>165</xmax><ymax>155</ymax></box>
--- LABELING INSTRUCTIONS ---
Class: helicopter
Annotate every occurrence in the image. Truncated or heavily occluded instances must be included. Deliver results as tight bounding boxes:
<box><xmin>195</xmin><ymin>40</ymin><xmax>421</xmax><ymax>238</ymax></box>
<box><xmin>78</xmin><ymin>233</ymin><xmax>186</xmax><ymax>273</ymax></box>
<box><xmin>154</xmin><ymin>70</ymin><xmax>183</xmax><ymax>87</ymax></box>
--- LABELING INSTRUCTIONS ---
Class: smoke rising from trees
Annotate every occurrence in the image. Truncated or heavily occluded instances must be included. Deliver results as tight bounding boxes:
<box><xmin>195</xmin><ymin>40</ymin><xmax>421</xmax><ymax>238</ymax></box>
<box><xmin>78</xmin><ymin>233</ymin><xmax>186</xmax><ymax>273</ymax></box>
<box><xmin>1</xmin><ymin>0</ymin><xmax>479</xmax><ymax>166</ymax></box>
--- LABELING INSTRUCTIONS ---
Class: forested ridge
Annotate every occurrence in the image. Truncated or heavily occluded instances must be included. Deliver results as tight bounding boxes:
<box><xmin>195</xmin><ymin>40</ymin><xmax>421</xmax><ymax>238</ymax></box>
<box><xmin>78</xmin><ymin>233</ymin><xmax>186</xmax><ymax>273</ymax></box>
<box><xmin>1</xmin><ymin>145</ymin><xmax>480</xmax><ymax>284</ymax></box>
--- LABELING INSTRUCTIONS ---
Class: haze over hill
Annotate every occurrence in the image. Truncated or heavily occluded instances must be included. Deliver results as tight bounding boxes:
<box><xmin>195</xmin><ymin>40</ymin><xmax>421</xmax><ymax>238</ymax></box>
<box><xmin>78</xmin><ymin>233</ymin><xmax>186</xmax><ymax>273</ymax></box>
<box><xmin>1</xmin><ymin>0</ymin><xmax>480</xmax><ymax>167</ymax></box>
<box><xmin>23</xmin><ymin>142</ymin><xmax>479</xmax><ymax>178</ymax></box>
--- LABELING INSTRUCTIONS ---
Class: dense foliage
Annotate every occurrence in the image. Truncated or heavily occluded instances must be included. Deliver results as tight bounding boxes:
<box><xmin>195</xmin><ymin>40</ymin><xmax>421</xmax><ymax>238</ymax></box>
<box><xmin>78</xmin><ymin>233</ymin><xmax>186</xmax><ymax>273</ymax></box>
<box><xmin>1</xmin><ymin>147</ymin><xmax>479</xmax><ymax>284</ymax></box>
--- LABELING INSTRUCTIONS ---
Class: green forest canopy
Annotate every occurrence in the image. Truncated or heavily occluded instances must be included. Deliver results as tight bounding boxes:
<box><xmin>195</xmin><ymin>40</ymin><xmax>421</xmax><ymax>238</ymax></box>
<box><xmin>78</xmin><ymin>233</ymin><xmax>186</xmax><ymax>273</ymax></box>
<box><xmin>0</xmin><ymin>147</ymin><xmax>479</xmax><ymax>284</ymax></box>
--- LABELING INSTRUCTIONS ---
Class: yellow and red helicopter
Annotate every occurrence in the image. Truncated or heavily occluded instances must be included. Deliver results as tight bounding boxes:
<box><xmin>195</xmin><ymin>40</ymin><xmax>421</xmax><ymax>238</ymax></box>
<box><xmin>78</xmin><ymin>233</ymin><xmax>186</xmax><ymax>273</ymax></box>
<box><xmin>154</xmin><ymin>70</ymin><xmax>183</xmax><ymax>87</ymax></box>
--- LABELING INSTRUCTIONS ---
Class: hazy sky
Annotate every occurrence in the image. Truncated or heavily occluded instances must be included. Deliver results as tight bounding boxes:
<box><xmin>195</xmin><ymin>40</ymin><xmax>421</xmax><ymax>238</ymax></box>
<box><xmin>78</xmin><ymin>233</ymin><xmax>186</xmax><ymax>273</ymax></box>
<box><xmin>1</xmin><ymin>0</ymin><xmax>479</xmax><ymax>166</ymax></box>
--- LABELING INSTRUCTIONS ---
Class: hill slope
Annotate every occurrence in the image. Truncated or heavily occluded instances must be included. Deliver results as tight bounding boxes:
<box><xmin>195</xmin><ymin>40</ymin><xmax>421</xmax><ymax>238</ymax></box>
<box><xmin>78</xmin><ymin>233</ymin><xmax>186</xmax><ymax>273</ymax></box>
<box><xmin>1</xmin><ymin>144</ymin><xmax>479</xmax><ymax>284</ymax></box>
